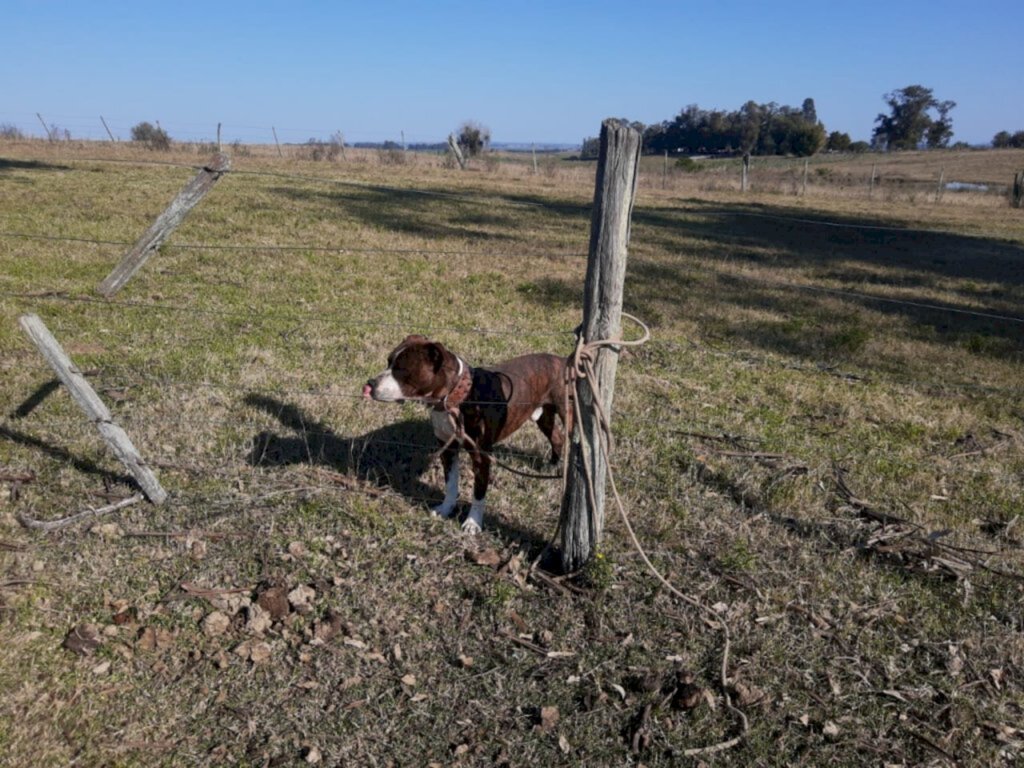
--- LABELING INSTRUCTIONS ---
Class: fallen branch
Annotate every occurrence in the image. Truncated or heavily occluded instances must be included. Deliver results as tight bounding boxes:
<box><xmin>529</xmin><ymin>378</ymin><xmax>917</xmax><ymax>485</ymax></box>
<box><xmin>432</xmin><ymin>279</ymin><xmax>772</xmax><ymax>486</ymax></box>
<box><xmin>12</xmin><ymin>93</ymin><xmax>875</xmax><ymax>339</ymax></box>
<box><xmin>0</xmin><ymin>470</ymin><xmax>36</xmax><ymax>483</ymax></box>
<box><xmin>16</xmin><ymin>493</ymin><xmax>145</xmax><ymax>532</ymax></box>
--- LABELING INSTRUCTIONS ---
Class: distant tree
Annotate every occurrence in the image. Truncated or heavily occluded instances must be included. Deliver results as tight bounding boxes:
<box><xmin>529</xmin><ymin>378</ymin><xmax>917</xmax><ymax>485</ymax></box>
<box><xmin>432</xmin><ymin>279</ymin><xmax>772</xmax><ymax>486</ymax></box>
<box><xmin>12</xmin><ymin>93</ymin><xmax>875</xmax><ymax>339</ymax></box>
<box><xmin>642</xmin><ymin>98</ymin><xmax>824</xmax><ymax>157</ymax></box>
<box><xmin>580</xmin><ymin>136</ymin><xmax>600</xmax><ymax>159</ymax></box>
<box><xmin>801</xmin><ymin>98</ymin><xmax>818</xmax><ymax>125</ymax></box>
<box><xmin>849</xmin><ymin>141</ymin><xmax>871</xmax><ymax>153</ymax></box>
<box><xmin>826</xmin><ymin>131</ymin><xmax>852</xmax><ymax>152</ymax></box>
<box><xmin>456</xmin><ymin>121</ymin><xmax>490</xmax><ymax>157</ymax></box>
<box><xmin>131</xmin><ymin>121</ymin><xmax>171</xmax><ymax>151</ymax></box>
<box><xmin>872</xmin><ymin>85</ymin><xmax>956</xmax><ymax>150</ymax></box>
<box><xmin>925</xmin><ymin>99</ymin><xmax>956</xmax><ymax>148</ymax></box>
<box><xmin>993</xmin><ymin>130</ymin><xmax>1024</xmax><ymax>148</ymax></box>
<box><xmin>993</xmin><ymin>131</ymin><xmax>1013</xmax><ymax>148</ymax></box>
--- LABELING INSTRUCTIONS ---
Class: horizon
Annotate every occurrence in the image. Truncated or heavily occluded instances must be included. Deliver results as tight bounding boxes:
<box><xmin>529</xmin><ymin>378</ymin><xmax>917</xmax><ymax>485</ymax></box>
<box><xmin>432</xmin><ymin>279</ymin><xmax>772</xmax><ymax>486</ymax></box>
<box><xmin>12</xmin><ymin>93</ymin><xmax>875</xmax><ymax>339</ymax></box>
<box><xmin>2</xmin><ymin>1</ymin><xmax>1023</xmax><ymax>149</ymax></box>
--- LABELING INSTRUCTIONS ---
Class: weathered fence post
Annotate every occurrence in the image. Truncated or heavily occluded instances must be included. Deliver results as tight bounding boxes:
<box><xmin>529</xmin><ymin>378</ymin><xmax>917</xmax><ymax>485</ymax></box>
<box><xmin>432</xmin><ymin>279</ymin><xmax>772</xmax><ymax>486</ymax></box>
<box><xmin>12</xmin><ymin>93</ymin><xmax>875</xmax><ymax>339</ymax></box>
<box><xmin>559</xmin><ymin>119</ymin><xmax>642</xmax><ymax>573</ymax></box>
<box><xmin>36</xmin><ymin>113</ymin><xmax>52</xmax><ymax>141</ymax></box>
<box><xmin>19</xmin><ymin>314</ymin><xmax>167</xmax><ymax>505</ymax></box>
<box><xmin>1012</xmin><ymin>170</ymin><xmax>1023</xmax><ymax>209</ymax></box>
<box><xmin>741</xmin><ymin>153</ymin><xmax>750</xmax><ymax>193</ymax></box>
<box><xmin>869</xmin><ymin>163</ymin><xmax>877</xmax><ymax>198</ymax></box>
<box><xmin>532</xmin><ymin>143</ymin><xmax>538</xmax><ymax>174</ymax></box>
<box><xmin>448</xmin><ymin>133</ymin><xmax>467</xmax><ymax>170</ymax></box>
<box><xmin>97</xmin><ymin>153</ymin><xmax>231</xmax><ymax>297</ymax></box>
<box><xmin>100</xmin><ymin>116</ymin><xmax>117</xmax><ymax>142</ymax></box>
<box><xmin>936</xmin><ymin>167</ymin><xmax>945</xmax><ymax>202</ymax></box>
<box><xmin>802</xmin><ymin>159</ymin><xmax>809</xmax><ymax>196</ymax></box>
<box><xmin>663</xmin><ymin>150</ymin><xmax>668</xmax><ymax>190</ymax></box>
<box><xmin>272</xmin><ymin>126</ymin><xmax>283</xmax><ymax>158</ymax></box>
<box><xmin>217</xmin><ymin>122</ymin><xmax>222</xmax><ymax>152</ymax></box>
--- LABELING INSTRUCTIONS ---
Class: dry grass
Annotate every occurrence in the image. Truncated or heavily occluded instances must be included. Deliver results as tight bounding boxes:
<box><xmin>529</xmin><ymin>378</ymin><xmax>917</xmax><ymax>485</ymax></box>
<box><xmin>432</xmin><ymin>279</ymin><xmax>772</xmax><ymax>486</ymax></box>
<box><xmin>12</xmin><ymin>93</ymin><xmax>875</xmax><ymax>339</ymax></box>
<box><xmin>1</xmin><ymin>139</ymin><xmax>1023</xmax><ymax>766</ymax></box>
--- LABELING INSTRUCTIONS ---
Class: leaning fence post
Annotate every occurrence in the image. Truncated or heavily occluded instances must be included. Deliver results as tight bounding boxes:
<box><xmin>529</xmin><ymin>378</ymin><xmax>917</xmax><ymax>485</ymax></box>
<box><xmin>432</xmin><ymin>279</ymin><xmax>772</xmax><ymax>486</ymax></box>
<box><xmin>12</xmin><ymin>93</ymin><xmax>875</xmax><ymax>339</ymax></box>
<box><xmin>559</xmin><ymin>119</ymin><xmax>641</xmax><ymax>573</ymax></box>
<box><xmin>18</xmin><ymin>314</ymin><xmax>167</xmax><ymax>505</ymax></box>
<box><xmin>97</xmin><ymin>152</ymin><xmax>230</xmax><ymax>297</ymax></box>
<box><xmin>448</xmin><ymin>133</ymin><xmax>467</xmax><ymax>170</ymax></box>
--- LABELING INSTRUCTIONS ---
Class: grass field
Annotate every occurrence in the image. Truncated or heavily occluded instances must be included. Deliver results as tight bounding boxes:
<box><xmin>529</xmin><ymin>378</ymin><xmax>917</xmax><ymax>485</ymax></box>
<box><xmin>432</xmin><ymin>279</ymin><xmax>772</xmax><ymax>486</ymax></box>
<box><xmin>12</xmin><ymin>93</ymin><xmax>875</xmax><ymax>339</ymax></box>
<box><xmin>1</xmin><ymin>139</ymin><xmax>1023</xmax><ymax>766</ymax></box>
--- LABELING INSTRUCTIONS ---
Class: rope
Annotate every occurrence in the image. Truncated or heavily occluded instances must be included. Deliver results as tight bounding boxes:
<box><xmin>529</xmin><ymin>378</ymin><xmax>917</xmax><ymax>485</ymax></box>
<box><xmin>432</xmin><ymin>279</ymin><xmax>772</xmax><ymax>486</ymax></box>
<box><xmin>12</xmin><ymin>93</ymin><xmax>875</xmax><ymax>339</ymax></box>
<box><xmin>562</xmin><ymin>312</ymin><xmax>749</xmax><ymax>755</ymax></box>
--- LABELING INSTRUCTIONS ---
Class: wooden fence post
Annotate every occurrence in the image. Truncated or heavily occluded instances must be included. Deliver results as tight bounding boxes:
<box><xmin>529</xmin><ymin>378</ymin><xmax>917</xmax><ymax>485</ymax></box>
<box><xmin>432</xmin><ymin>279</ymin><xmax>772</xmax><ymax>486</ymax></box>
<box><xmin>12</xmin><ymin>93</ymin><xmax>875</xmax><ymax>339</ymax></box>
<box><xmin>663</xmin><ymin>150</ymin><xmax>668</xmax><ymax>190</ymax></box>
<box><xmin>448</xmin><ymin>133</ymin><xmax>467</xmax><ymax>170</ymax></box>
<box><xmin>19</xmin><ymin>314</ymin><xmax>167</xmax><ymax>505</ymax></box>
<box><xmin>741</xmin><ymin>153</ymin><xmax>750</xmax><ymax>193</ymax></box>
<box><xmin>802</xmin><ymin>159</ymin><xmax>809</xmax><ymax>196</ymax></box>
<box><xmin>36</xmin><ymin>113</ymin><xmax>52</xmax><ymax>141</ymax></box>
<box><xmin>559</xmin><ymin>119</ymin><xmax>642</xmax><ymax>573</ymax></box>
<box><xmin>97</xmin><ymin>153</ymin><xmax>231</xmax><ymax>297</ymax></box>
<box><xmin>532</xmin><ymin>144</ymin><xmax>538</xmax><ymax>174</ymax></box>
<box><xmin>272</xmin><ymin>126</ymin><xmax>283</xmax><ymax>158</ymax></box>
<box><xmin>936</xmin><ymin>167</ymin><xmax>945</xmax><ymax>202</ymax></box>
<box><xmin>100</xmin><ymin>116</ymin><xmax>117</xmax><ymax>142</ymax></box>
<box><xmin>869</xmin><ymin>163</ymin><xmax>877</xmax><ymax>198</ymax></box>
<box><xmin>217</xmin><ymin>122</ymin><xmax>222</xmax><ymax>152</ymax></box>
<box><xmin>1012</xmin><ymin>170</ymin><xmax>1023</xmax><ymax>209</ymax></box>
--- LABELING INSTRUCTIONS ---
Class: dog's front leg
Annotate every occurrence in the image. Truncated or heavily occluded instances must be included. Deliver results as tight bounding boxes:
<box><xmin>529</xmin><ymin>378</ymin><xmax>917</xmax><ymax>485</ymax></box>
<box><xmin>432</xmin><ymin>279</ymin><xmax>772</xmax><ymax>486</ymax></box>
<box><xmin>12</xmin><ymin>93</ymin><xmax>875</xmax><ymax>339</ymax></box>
<box><xmin>462</xmin><ymin>450</ymin><xmax>490</xmax><ymax>534</ymax></box>
<box><xmin>431</xmin><ymin>446</ymin><xmax>460</xmax><ymax>519</ymax></box>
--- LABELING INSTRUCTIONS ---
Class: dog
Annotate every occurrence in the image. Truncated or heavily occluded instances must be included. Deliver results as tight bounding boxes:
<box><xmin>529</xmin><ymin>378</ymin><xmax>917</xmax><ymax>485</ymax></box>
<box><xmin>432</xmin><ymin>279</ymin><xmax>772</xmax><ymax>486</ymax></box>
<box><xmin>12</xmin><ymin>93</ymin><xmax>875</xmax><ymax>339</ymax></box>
<box><xmin>363</xmin><ymin>335</ymin><xmax>571</xmax><ymax>533</ymax></box>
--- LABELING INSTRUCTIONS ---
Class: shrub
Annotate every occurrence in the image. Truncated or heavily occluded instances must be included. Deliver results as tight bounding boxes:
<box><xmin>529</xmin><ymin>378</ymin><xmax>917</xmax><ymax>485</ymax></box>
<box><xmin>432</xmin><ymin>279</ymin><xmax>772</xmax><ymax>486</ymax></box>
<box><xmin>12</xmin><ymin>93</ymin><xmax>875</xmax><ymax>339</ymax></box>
<box><xmin>848</xmin><ymin>141</ymin><xmax>871</xmax><ymax>153</ymax></box>
<box><xmin>0</xmin><ymin>123</ymin><xmax>24</xmax><ymax>140</ymax></box>
<box><xmin>131</xmin><ymin>121</ymin><xmax>171</xmax><ymax>151</ymax></box>
<box><xmin>674</xmin><ymin>156</ymin><xmax>700</xmax><ymax>172</ymax></box>
<box><xmin>455</xmin><ymin>121</ymin><xmax>490</xmax><ymax>157</ymax></box>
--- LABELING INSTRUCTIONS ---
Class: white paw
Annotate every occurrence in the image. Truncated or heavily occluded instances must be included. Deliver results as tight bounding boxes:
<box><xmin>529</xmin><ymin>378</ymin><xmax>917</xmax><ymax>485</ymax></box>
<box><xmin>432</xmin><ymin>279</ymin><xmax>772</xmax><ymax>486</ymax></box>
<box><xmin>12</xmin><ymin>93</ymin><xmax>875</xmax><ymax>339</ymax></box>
<box><xmin>431</xmin><ymin>503</ymin><xmax>456</xmax><ymax>519</ymax></box>
<box><xmin>460</xmin><ymin>518</ymin><xmax>482</xmax><ymax>535</ymax></box>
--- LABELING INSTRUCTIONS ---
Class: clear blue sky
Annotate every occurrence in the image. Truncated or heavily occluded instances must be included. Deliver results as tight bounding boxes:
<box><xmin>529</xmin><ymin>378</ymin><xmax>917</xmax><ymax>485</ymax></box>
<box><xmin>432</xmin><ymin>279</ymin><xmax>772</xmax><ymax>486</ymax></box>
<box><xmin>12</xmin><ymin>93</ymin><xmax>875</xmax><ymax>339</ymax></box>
<box><xmin>2</xmin><ymin>1</ymin><xmax>1021</xmax><ymax>146</ymax></box>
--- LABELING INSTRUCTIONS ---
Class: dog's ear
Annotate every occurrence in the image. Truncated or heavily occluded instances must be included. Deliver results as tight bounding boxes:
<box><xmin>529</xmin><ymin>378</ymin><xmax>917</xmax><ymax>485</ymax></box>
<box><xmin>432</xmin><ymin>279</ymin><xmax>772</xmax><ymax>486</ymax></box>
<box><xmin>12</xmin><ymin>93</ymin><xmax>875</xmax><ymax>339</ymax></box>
<box><xmin>424</xmin><ymin>342</ymin><xmax>446</xmax><ymax>372</ymax></box>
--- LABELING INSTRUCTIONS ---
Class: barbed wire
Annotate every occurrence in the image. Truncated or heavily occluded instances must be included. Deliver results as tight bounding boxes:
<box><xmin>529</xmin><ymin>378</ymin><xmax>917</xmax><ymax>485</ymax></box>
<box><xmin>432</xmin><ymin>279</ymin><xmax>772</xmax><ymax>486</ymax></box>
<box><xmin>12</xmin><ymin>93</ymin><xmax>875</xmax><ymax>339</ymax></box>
<box><xmin>0</xmin><ymin>229</ymin><xmax>585</xmax><ymax>261</ymax></box>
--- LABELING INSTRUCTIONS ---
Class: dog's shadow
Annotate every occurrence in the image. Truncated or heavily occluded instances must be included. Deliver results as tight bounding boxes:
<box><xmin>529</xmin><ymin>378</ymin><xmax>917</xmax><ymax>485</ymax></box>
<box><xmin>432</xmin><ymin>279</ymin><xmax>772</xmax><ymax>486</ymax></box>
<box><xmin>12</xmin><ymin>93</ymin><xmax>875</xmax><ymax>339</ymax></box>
<box><xmin>243</xmin><ymin>394</ymin><xmax>551</xmax><ymax>549</ymax></box>
<box><xmin>245</xmin><ymin>393</ymin><xmax>439</xmax><ymax>502</ymax></box>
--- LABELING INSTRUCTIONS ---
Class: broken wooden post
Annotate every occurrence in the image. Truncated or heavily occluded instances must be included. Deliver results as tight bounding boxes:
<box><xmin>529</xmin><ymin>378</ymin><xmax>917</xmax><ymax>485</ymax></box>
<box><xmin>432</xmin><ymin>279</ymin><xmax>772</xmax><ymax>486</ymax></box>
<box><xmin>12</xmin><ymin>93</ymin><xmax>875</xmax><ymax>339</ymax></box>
<box><xmin>1012</xmin><ymin>170</ymin><xmax>1023</xmax><ymax>209</ymax></box>
<box><xmin>559</xmin><ymin>119</ymin><xmax>642</xmax><ymax>573</ymax></box>
<box><xmin>19</xmin><ymin>314</ymin><xmax>167</xmax><ymax>505</ymax></box>
<box><xmin>97</xmin><ymin>152</ymin><xmax>230</xmax><ymax>297</ymax></box>
<box><xmin>100</xmin><ymin>116</ymin><xmax>117</xmax><ymax>142</ymax></box>
<box><xmin>448</xmin><ymin>133</ymin><xmax>466</xmax><ymax>170</ymax></box>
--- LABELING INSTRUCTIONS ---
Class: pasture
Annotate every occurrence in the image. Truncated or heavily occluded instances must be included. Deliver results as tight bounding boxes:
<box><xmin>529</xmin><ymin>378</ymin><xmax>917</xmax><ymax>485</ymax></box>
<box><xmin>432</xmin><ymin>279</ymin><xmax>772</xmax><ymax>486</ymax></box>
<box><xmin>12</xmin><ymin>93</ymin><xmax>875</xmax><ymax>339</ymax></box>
<box><xmin>1</xmin><ymin>139</ymin><xmax>1023</xmax><ymax>766</ymax></box>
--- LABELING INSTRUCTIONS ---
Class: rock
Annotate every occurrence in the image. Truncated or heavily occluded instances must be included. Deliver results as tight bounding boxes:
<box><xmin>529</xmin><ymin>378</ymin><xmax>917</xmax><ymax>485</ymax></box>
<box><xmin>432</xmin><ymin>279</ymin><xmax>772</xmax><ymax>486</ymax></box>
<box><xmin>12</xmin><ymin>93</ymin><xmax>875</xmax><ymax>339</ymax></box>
<box><xmin>90</xmin><ymin>522</ymin><xmax>123</xmax><ymax>539</ymax></box>
<box><xmin>202</xmin><ymin>611</ymin><xmax>231</xmax><ymax>637</ymax></box>
<box><xmin>287</xmin><ymin>585</ymin><xmax>316</xmax><ymax>614</ymax></box>
<box><xmin>245</xmin><ymin>605</ymin><xmax>273</xmax><ymax>636</ymax></box>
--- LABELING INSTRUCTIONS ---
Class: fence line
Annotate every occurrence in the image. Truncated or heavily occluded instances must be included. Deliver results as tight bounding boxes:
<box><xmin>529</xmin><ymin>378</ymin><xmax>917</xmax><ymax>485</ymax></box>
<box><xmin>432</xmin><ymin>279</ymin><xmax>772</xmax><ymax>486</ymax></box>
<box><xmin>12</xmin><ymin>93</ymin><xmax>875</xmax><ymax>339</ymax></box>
<box><xmin>5</xmin><ymin>288</ymin><xmax>1022</xmax><ymax>399</ymax></box>
<box><xmin>0</xmin><ymin>230</ymin><xmax>585</xmax><ymax>261</ymax></box>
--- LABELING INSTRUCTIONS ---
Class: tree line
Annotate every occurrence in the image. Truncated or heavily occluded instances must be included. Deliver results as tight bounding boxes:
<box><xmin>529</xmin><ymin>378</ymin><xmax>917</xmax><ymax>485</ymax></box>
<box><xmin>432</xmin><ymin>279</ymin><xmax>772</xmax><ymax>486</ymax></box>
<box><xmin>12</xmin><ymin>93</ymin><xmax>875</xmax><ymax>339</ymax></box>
<box><xmin>580</xmin><ymin>85</ymin><xmax>1024</xmax><ymax>159</ymax></box>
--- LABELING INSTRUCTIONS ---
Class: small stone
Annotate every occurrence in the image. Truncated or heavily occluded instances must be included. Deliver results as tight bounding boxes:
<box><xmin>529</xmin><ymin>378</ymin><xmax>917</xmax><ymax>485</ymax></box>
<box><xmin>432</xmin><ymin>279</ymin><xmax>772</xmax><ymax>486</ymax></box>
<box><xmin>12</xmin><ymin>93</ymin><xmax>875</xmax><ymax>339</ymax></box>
<box><xmin>288</xmin><ymin>541</ymin><xmax>307</xmax><ymax>558</ymax></box>
<box><xmin>303</xmin><ymin>745</ymin><xmax>322</xmax><ymax>764</ymax></box>
<box><xmin>90</xmin><ymin>522</ymin><xmax>123</xmax><ymax>539</ymax></box>
<box><xmin>457</xmin><ymin>654</ymin><xmax>474</xmax><ymax>668</ymax></box>
<box><xmin>288</xmin><ymin>585</ymin><xmax>316</xmax><ymax>614</ymax></box>
<box><xmin>91</xmin><ymin>660</ymin><xmax>111</xmax><ymax>675</ymax></box>
<box><xmin>245</xmin><ymin>605</ymin><xmax>273</xmax><ymax>636</ymax></box>
<box><xmin>203</xmin><ymin>611</ymin><xmax>231</xmax><ymax>637</ymax></box>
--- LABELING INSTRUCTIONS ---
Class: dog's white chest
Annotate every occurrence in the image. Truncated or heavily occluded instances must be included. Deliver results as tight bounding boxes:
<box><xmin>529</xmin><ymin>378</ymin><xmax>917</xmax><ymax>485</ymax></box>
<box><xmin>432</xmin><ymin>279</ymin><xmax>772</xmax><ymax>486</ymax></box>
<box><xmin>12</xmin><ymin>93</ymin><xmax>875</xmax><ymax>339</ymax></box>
<box><xmin>430</xmin><ymin>409</ymin><xmax>457</xmax><ymax>442</ymax></box>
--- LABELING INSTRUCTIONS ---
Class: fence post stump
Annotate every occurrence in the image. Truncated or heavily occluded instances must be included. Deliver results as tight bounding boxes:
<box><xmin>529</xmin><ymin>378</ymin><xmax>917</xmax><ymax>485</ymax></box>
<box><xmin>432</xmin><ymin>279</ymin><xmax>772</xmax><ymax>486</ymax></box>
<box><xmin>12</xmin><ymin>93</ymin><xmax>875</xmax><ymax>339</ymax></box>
<box><xmin>448</xmin><ymin>133</ymin><xmax>467</xmax><ymax>170</ymax></box>
<box><xmin>19</xmin><ymin>314</ymin><xmax>167</xmax><ymax>505</ymax></box>
<box><xmin>97</xmin><ymin>153</ymin><xmax>231</xmax><ymax>297</ymax></box>
<box><xmin>559</xmin><ymin>119</ymin><xmax>641</xmax><ymax>573</ymax></box>
<box><xmin>1012</xmin><ymin>170</ymin><xmax>1023</xmax><ymax>209</ymax></box>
